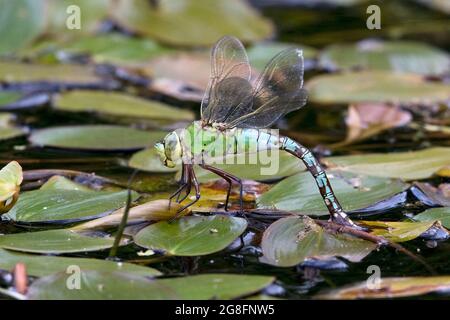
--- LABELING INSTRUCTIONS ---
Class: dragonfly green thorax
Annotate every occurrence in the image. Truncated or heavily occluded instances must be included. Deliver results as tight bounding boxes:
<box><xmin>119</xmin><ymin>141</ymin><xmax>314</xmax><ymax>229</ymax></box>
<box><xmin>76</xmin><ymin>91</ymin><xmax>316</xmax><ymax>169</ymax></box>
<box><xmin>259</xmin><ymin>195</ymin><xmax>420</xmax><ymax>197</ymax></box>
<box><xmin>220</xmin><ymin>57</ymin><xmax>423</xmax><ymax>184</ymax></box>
<box><xmin>154</xmin><ymin>35</ymin><xmax>359</xmax><ymax>229</ymax></box>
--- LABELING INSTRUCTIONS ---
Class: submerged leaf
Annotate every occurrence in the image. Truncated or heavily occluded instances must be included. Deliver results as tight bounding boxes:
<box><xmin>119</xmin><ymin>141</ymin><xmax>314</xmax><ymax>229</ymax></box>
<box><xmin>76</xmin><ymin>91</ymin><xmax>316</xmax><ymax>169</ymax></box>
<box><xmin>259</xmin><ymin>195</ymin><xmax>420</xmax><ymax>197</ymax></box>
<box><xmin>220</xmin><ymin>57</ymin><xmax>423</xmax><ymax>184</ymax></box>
<box><xmin>134</xmin><ymin>215</ymin><xmax>247</xmax><ymax>256</ymax></box>
<box><xmin>306</xmin><ymin>71</ymin><xmax>450</xmax><ymax>105</ymax></box>
<box><xmin>323</xmin><ymin>147</ymin><xmax>450</xmax><ymax>181</ymax></box>
<box><xmin>54</xmin><ymin>90</ymin><xmax>194</xmax><ymax>121</ymax></box>
<box><xmin>6</xmin><ymin>189</ymin><xmax>138</xmax><ymax>224</ymax></box>
<box><xmin>260</xmin><ymin>216</ymin><xmax>376</xmax><ymax>267</ymax></box>
<box><xmin>29</xmin><ymin>125</ymin><xmax>166</xmax><ymax>151</ymax></box>
<box><xmin>317</xmin><ymin>276</ymin><xmax>450</xmax><ymax>299</ymax></box>
<box><xmin>110</xmin><ymin>0</ymin><xmax>273</xmax><ymax>46</ymax></box>
<box><xmin>0</xmin><ymin>248</ymin><xmax>161</xmax><ymax>277</ymax></box>
<box><xmin>257</xmin><ymin>170</ymin><xmax>407</xmax><ymax>215</ymax></box>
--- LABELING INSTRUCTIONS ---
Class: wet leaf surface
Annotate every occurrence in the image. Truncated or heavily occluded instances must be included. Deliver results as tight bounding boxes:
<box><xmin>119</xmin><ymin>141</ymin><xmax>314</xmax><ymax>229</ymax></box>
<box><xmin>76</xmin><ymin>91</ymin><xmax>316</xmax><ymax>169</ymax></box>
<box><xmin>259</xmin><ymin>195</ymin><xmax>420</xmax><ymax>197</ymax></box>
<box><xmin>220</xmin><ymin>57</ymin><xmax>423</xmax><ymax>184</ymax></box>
<box><xmin>29</xmin><ymin>125</ymin><xmax>166</xmax><ymax>151</ymax></box>
<box><xmin>134</xmin><ymin>215</ymin><xmax>247</xmax><ymax>256</ymax></box>
<box><xmin>257</xmin><ymin>170</ymin><xmax>407</xmax><ymax>215</ymax></box>
<box><xmin>0</xmin><ymin>248</ymin><xmax>161</xmax><ymax>277</ymax></box>
<box><xmin>323</xmin><ymin>147</ymin><xmax>450</xmax><ymax>180</ymax></box>
<box><xmin>0</xmin><ymin>229</ymin><xmax>122</xmax><ymax>254</ymax></box>
<box><xmin>260</xmin><ymin>216</ymin><xmax>376</xmax><ymax>267</ymax></box>
<box><xmin>306</xmin><ymin>71</ymin><xmax>450</xmax><ymax>105</ymax></box>
<box><xmin>6</xmin><ymin>189</ymin><xmax>138</xmax><ymax>224</ymax></box>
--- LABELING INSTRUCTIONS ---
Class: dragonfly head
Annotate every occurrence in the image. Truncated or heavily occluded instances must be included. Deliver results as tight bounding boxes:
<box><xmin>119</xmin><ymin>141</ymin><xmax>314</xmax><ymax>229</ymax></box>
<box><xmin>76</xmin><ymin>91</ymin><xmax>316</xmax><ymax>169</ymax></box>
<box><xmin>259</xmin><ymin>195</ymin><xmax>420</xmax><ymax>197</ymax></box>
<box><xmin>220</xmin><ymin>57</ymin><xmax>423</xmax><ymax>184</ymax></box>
<box><xmin>155</xmin><ymin>131</ymin><xmax>182</xmax><ymax>168</ymax></box>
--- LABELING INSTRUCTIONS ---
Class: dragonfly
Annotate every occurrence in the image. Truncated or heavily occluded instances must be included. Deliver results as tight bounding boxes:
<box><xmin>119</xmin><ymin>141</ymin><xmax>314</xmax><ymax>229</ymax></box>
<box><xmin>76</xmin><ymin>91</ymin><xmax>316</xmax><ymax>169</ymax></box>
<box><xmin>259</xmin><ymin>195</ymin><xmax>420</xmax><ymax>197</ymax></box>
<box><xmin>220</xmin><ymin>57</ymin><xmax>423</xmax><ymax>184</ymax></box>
<box><xmin>155</xmin><ymin>36</ymin><xmax>358</xmax><ymax>228</ymax></box>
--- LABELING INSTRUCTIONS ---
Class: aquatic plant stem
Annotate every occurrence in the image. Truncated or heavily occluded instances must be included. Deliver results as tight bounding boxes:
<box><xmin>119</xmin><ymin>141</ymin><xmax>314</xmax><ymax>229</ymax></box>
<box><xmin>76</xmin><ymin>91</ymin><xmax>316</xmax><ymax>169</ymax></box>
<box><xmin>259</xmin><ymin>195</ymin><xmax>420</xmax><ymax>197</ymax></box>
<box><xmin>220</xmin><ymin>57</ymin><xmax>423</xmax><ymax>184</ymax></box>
<box><xmin>108</xmin><ymin>169</ymin><xmax>139</xmax><ymax>259</ymax></box>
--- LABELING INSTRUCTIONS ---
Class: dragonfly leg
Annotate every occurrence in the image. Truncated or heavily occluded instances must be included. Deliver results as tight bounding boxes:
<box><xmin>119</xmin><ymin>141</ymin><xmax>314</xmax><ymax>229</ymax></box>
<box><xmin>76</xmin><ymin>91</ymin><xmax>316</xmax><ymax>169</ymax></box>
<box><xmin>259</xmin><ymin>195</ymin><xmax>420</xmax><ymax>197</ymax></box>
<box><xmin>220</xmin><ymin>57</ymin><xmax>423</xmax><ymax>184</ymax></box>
<box><xmin>169</xmin><ymin>163</ymin><xmax>189</xmax><ymax>208</ymax></box>
<box><xmin>175</xmin><ymin>164</ymin><xmax>200</xmax><ymax>214</ymax></box>
<box><xmin>199</xmin><ymin>164</ymin><xmax>243</xmax><ymax>212</ymax></box>
<box><xmin>281</xmin><ymin>137</ymin><xmax>361</xmax><ymax>229</ymax></box>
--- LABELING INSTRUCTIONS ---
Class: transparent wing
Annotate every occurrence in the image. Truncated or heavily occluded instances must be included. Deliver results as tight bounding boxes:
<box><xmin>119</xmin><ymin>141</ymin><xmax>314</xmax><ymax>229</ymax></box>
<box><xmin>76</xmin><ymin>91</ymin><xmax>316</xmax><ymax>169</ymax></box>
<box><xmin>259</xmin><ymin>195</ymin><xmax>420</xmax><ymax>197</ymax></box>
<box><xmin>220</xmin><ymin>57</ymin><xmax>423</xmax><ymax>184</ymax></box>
<box><xmin>224</xmin><ymin>48</ymin><xmax>308</xmax><ymax>129</ymax></box>
<box><xmin>201</xmin><ymin>36</ymin><xmax>252</xmax><ymax>124</ymax></box>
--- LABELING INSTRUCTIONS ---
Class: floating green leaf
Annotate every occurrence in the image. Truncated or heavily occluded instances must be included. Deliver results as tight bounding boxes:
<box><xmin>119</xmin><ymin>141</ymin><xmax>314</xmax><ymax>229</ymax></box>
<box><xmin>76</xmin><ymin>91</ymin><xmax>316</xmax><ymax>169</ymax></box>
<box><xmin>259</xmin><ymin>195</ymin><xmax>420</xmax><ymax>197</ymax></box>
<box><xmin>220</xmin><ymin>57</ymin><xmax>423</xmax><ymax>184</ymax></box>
<box><xmin>260</xmin><ymin>216</ymin><xmax>376</xmax><ymax>267</ymax></box>
<box><xmin>361</xmin><ymin>220</ymin><xmax>440</xmax><ymax>242</ymax></box>
<box><xmin>0</xmin><ymin>248</ymin><xmax>161</xmax><ymax>277</ymax></box>
<box><xmin>128</xmin><ymin>148</ymin><xmax>178</xmax><ymax>173</ymax></box>
<box><xmin>134</xmin><ymin>215</ymin><xmax>247</xmax><ymax>256</ymax></box>
<box><xmin>414</xmin><ymin>207</ymin><xmax>450</xmax><ymax>229</ymax></box>
<box><xmin>27</xmin><ymin>271</ymin><xmax>273</xmax><ymax>300</ymax></box>
<box><xmin>257</xmin><ymin>170</ymin><xmax>407</xmax><ymax>215</ymax></box>
<box><xmin>54</xmin><ymin>90</ymin><xmax>193</xmax><ymax>121</ymax></box>
<box><xmin>60</xmin><ymin>33</ymin><xmax>172</xmax><ymax>65</ymax></box>
<box><xmin>0</xmin><ymin>91</ymin><xmax>21</xmax><ymax>106</ymax></box>
<box><xmin>0</xmin><ymin>61</ymin><xmax>100</xmax><ymax>83</ymax></box>
<box><xmin>27</xmin><ymin>271</ymin><xmax>179</xmax><ymax>300</ymax></box>
<box><xmin>306</xmin><ymin>71</ymin><xmax>450</xmax><ymax>105</ymax></box>
<box><xmin>45</xmin><ymin>0</ymin><xmax>109</xmax><ymax>35</ymax></box>
<box><xmin>158</xmin><ymin>274</ymin><xmax>274</xmax><ymax>299</ymax></box>
<box><xmin>40</xmin><ymin>175</ymin><xmax>92</xmax><ymax>191</ymax></box>
<box><xmin>0</xmin><ymin>229</ymin><xmax>122</xmax><ymax>254</ymax></box>
<box><xmin>29</xmin><ymin>125</ymin><xmax>165</xmax><ymax>151</ymax></box>
<box><xmin>0</xmin><ymin>161</ymin><xmax>22</xmax><ymax>203</ymax></box>
<box><xmin>323</xmin><ymin>147</ymin><xmax>450</xmax><ymax>181</ymax></box>
<box><xmin>6</xmin><ymin>189</ymin><xmax>138</xmax><ymax>224</ymax></box>
<box><xmin>0</xmin><ymin>113</ymin><xmax>27</xmax><ymax>141</ymax></box>
<box><xmin>194</xmin><ymin>151</ymin><xmax>304</xmax><ymax>182</ymax></box>
<box><xmin>317</xmin><ymin>276</ymin><xmax>450</xmax><ymax>299</ymax></box>
<box><xmin>110</xmin><ymin>0</ymin><xmax>273</xmax><ymax>46</ymax></box>
<box><xmin>0</xmin><ymin>0</ymin><xmax>46</xmax><ymax>55</ymax></box>
<box><xmin>247</xmin><ymin>41</ymin><xmax>317</xmax><ymax>70</ymax></box>
<box><xmin>319</xmin><ymin>40</ymin><xmax>450</xmax><ymax>76</ymax></box>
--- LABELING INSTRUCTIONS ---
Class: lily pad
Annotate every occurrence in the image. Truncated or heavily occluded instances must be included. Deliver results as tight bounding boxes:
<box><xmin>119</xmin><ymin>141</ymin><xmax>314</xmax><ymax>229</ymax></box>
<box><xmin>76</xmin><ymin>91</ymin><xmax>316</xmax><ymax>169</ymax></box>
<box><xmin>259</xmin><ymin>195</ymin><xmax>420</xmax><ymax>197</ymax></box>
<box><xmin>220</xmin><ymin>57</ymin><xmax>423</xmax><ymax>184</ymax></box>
<box><xmin>158</xmin><ymin>273</ymin><xmax>275</xmax><ymax>299</ymax></box>
<box><xmin>306</xmin><ymin>71</ymin><xmax>450</xmax><ymax>105</ymax></box>
<box><xmin>129</xmin><ymin>148</ymin><xmax>178</xmax><ymax>173</ymax></box>
<box><xmin>0</xmin><ymin>113</ymin><xmax>27</xmax><ymax>141</ymax></box>
<box><xmin>27</xmin><ymin>271</ymin><xmax>273</xmax><ymax>300</ymax></box>
<box><xmin>0</xmin><ymin>248</ymin><xmax>161</xmax><ymax>277</ymax></box>
<box><xmin>323</xmin><ymin>147</ymin><xmax>450</xmax><ymax>181</ymax></box>
<box><xmin>110</xmin><ymin>0</ymin><xmax>273</xmax><ymax>47</ymax></box>
<box><xmin>6</xmin><ymin>189</ymin><xmax>138</xmax><ymax>224</ymax></box>
<box><xmin>0</xmin><ymin>91</ymin><xmax>21</xmax><ymax>106</ymax></box>
<box><xmin>54</xmin><ymin>90</ymin><xmax>193</xmax><ymax>121</ymax></box>
<box><xmin>0</xmin><ymin>161</ymin><xmax>22</xmax><ymax>202</ymax></box>
<box><xmin>27</xmin><ymin>271</ymin><xmax>179</xmax><ymax>300</ymax></box>
<box><xmin>414</xmin><ymin>207</ymin><xmax>450</xmax><ymax>229</ymax></box>
<box><xmin>45</xmin><ymin>0</ymin><xmax>109</xmax><ymax>35</ymax></box>
<box><xmin>0</xmin><ymin>61</ymin><xmax>100</xmax><ymax>84</ymax></box>
<box><xmin>0</xmin><ymin>229</ymin><xmax>122</xmax><ymax>254</ymax></box>
<box><xmin>194</xmin><ymin>151</ymin><xmax>304</xmax><ymax>182</ymax></box>
<box><xmin>60</xmin><ymin>33</ymin><xmax>172</xmax><ymax>65</ymax></box>
<box><xmin>260</xmin><ymin>216</ymin><xmax>376</xmax><ymax>267</ymax></box>
<box><xmin>317</xmin><ymin>276</ymin><xmax>450</xmax><ymax>299</ymax></box>
<box><xmin>73</xmin><ymin>200</ymin><xmax>190</xmax><ymax>231</ymax></box>
<box><xmin>29</xmin><ymin>125</ymin><xmax>166</xmax><ymax>151</ymax></box>
<box><xmin>319</xmin><ymin>40</ymin><xmax>450</xmax><ymax>76</ymax></box>
<box><xmin>247</xmin><ymin>41</ymin><xmax>317</xmax><ymax>70</ymax></box>
<box><xmin>134</xmin><ymin>215</ymin><xmax>247</xmax><ymax>256</ymax></box>
<box><xmin>257</xmin><ymin>170</ymin><xmax>407</xmax><ymax>215</ymax></box>
<box><xmin>361</xmin><ymin>220</ymin><xmax>439</xmax><ymax>242</ymax></box>
<box><xmin>40</xmin><ymin>175</ymin><xmax>92</xmax><ymax>191</ymax></box>
<box><xmin>0</xmin><ymin>0</ymin><xmax>46</xmax><ymax>55</ymax></box>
